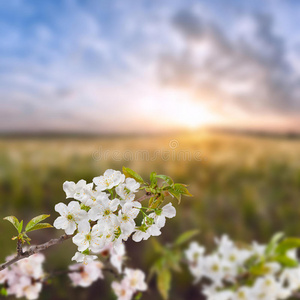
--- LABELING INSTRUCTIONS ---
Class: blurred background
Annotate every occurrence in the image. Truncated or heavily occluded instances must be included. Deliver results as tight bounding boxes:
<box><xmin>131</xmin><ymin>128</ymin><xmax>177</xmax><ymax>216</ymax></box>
<box><xmin>1</xmin><ymin>0</ymin><xmax>300</xmax><ymax>299</ymax></box>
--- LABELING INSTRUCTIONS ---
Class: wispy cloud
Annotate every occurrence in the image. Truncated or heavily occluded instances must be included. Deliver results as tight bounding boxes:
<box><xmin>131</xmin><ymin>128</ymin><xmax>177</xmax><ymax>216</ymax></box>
<box><xmin>159</xmin><ymin>7</ymin><xmax>300</xmax><ymax>124</ymax></box>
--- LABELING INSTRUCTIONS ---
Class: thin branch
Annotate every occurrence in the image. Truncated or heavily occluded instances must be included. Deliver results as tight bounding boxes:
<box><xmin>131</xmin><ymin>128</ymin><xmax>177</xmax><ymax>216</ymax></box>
<box><xmin>293</xmin><ymin>293</ymin><xmax>300</xmax><ymax>299</ymax></box>
<box><xmin>102</xmin><ymin>267</ymin><xmax>122</xmax><ymax>279</ymax></box>
<box><xmin>16</xmin><ymin>238</ymin><xmax>23</xmax><ymax>256</ymax></box>
<box><xmin>0</xmin><ymin>234</ymin><xmax>72</xmax><ymax>271</ymax></box>
<box><xmin>136</xmin><ymin>192</ymin><xmax>154</xmax><ymax>202</ymax></box>
<box><xmin>42</xmin><ymin>269</ymin><xmax>79</xmax><ymax>282</ymax></box>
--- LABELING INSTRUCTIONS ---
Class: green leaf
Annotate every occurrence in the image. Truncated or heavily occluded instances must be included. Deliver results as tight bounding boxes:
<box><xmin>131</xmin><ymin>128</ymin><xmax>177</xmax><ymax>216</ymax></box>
<box><xmin>173</xmin><ymin>184</ymin><xmax>193</xmax><ymax>197</ymax></box>
<box><xmin>249</xmin><ymin>262</ymin><xmax>269</xmax><ymax>276</ymax></box>
<box><xmin>82</xmin><ymin>249</ymin><xmax>90</xmax><ymax>255</ymax></box>
<box><xmin>25</xmin><ymin>214</ymin><xmax>50</xmax><ymax>232</ymax></box>
<box><xmin>155</xmin><ymin>175</ymin><xmax>174</xmax><ymax>186</ymax></box>
<box><xmin>272</xmin><ymin>255</ymin><xmax>298</xmax><ymax>267</ymax></box>
<box><xmin>275</xmin><ymin>238</ymin><xmax>300</xmax><ymax>255</ymax></box>
<box><xmin>265</xmin><ymin>232</ymin><xmax>284</xmax><ymax>256</ymax></box>
<box><xmin>25</xmin><ymin>223</ymin><xmax>53</xmax><ymax>233</ymax></box>
<box><xmin>0</xmin><ymin>287</ymin><xmax>7</xmax><ymax>296</ymax></box>
<box><xmin>150</xmin><ymin>172</ymin><xmax>157</xmax><ymax>186</ymax></box>
<box><xmin>149</xmin><ymin>196</ymin><xmax>164</xmax><ymax>210</ymax></box>
<box><xmin>151</xmin><ymin>238</ymin><xmax>164</xmax><ymax>253</ymax></box>
<box><xmin>244</xmin><ymin>254</ymin><xmax>260</xmax><ymax>269</ymax></box>
<box><xmin>3</xmin><ymin>216</ymin><xmax>20</xmax><ymax>231</ymax></box>
<box><xmin>18</xmin><ymin>220</ymin><xmax>23</xmax><ymax>233</ymax></box>
<box><xmin>174</xmin><ymin>230</ymin><xmax>200</xmax><ymax>247</ymax></box>
<box><xmin>157</xmin><ymin>268</ymin><xmax>171</xmax><ymax>300</ymax></box>
<box><xmin>122</xmin><ymin>166</ymin><xmax>144</xmax><ymax>184</ymax></box>
<box><xmin>165</xmin><ymin>249</ymin><xmax>182</xmax><ymax>272</ymax></box>
<box><xmin>166</xmin><ymin>188</ymin><xmax>181</xmax><ymax>204</ymax></box>
<box><xmin>134</xmin><ymin>292</ymin><xmax>142</xmax><ymax>300</ymax></box>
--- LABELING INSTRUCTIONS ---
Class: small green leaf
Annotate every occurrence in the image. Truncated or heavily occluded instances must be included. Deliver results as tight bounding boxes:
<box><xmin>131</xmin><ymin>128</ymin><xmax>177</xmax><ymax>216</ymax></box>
<box><xmin>149</xmin><ymin>196</ymin><xmax>163</xmax><ymax>210</ymax></box>
<box><xmin>165</xmin><ymin>249</ymin><xmax>182</xmax><ymax>272</ymax></box>
<box><xmin>272</xmin><ymin>255</ymin><xmax>298</xmax><ymax>267</ymax></box>
<box><xmin>3</xmin><ymin>216</ymin><xmax>20</xmax><ymax>231</ymax></box>
<box><xmin>150</xmin><ymin>172</ymin><xmax>157</xmax><ymax>186</ymax></box>
<box><xmin>173</xmin><ymin>184</ymin><xmax>193</xmax><ymax>197</ymax></box>
<box><xmin>122</xmin><ymin>166</ymin><xmax>144</xmax><ymax>184</ymax></box>
<box><xmin>249</xmin><ymin>262</ymin><xmax>269</xmax><ymax>276</ymax></box>
<box><xmin>265</xmin><ymin>232</ymin><xmax>284</xmax><ymax>256</ymax></box>
<box><xmin>25</xmin><ymin>214</ymin><xmax>50</xmax><ymax>232</ymax></box>
<box><xmin>275</xmin><ymin>238</ymin><xmax>300</xmax><ymax>255</ymax></box>
<box><xmin>82</xmin><ymin>249</ymin><xmax>90</xmax><ymax>255</ymax></box>
<box><xmin>25</xmin><ymin>223</ymin><xmax>53</xmax><ymax>233</ymax></box>
<box><xmin>151</xmin><ymin>238</ymin><xmax>164</xmax><ymax>253</ymax></box>
<box><xmin>155</xmin><ymin>175</ymin><xmax>174</xmax><ymax>186</ymax></box>
<box><xmin>166</xmin><ymin>188</ymin><xmax>181</xmax><ymax>204</ymax></box>
<box><xmin>18</xmin><ymin>220</ymin><xmax>23</xmax><ymax>233</ymax></box>
<box><xmin>0</xmin><ymin>287</ymin><xmax>7</xmax><ymax>296</ymax></box>
<box><xmin>157</xmin><ymin>268</ymin><xmax>171</xmax><ymax>300</ymax></box>
<box><xmin>134</xmin><ymin>292</ymin><xmax>142</xmax><ymax>300</ymax></box>
<box><xmin>244</xmin><ymin>254</ymin><xmax>260</xmax><ymax>269</ymax></box>
<box><xmin>174</xmin><ymin>230</ymin><xmax>200</xmax><ymax>247</ymax></box>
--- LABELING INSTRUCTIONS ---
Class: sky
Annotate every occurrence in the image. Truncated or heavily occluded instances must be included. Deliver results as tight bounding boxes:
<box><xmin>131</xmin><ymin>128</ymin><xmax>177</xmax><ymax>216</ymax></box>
<box><xmin>0</xmin><ymin>0</ymin><xmax>300</xmax><ymax>134</ymax></box>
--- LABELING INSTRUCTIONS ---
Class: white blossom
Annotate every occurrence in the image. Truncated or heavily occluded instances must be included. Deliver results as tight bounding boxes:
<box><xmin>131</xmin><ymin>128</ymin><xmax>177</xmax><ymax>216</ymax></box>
<box><xmin>148</xmin><ymin>203</ymin><xmax>176</xmax><ymax>228</ymax></box>
<box><xmin>88</xmin><ymin>196</ymin><xmax>119</xmax><ymax>224</ymax></box>
<box><xmin>93</xmin><ymin>169</ymin><xmax>125</xmax><ymax>191</ymax></box>
<box><xmin>111</xmin><ymin>281</ymin><xmax>134</xmax><ymax>300</ymax></box>
<box><xmin>110</xmin><ymin>243</ymin><xmax>126</xmax><ymax>274</ymax></box>
<box><xmin>53</xmin><ymin>201</ymin><xmax>88</xmax><ymax>235</ymax></box>
<box><xmin>63</xmin><ymin>180</ymin><xmax>88</xmax><ymax>199</ymax></box>
<box><xmin>123</xmin><ymin>268</ymin><xmax>147</xmax><ymax>292</ymax></box>
<box><xmin>72</xmin><ymin>220</ymin><xmax>104</xmax><ymax>252</ymax></box>
<box><xmin>4</xmin><ymin>253</ymin><xmax>45</xmax><ymax>300</ymax></box>
<box><xmin>132</xmin><ymin>219</ymin><xmax>161</xmax><ymax>242</ymax></box>
<box><xmin>71</xmin><ymin>252</ymin><xmax>98</xmax><ymax>265</ymax></box>
<box><xmin>116</xmin><ymin>178</ymin><xmax>140</xmax><ymax>205</ymax></box>
<box><xmin>185</xmin><ymin>236</ymin><xmax>300</xmax><ymax>300</ymax></box>
<box><xmin>118</xmin><ymin>203</ymin><xmax>140</xmax><ymax>237</ymax></box>
<box><xmin>69</xmin><ymin>261</ymin><xmax>104</xmax><ymax>287</ymax></box>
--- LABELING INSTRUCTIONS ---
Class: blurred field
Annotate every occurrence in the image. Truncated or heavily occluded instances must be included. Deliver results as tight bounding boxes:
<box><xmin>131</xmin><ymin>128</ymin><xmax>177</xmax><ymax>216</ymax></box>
<box><xmin>1</xmin><ymin>131</ymin><xmax>300</xmax><ymax>299</ymax></box>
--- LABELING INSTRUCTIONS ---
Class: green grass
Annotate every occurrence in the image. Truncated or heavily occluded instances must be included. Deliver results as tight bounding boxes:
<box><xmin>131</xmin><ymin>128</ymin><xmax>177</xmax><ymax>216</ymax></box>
<box><xmin>1</xmin><ymin>132</ymin><xmax>300</xmax><ymax>299</ymax></box>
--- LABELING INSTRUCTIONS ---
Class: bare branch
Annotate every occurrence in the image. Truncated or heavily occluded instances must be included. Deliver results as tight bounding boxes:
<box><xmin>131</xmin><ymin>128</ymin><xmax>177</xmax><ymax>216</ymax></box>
<box><xmin>16</xmin><ymin>238</ymin><xmax>23</xmax><ymax>256</ymax></box>
<box><xmin>0</xmin><ymin>234</ymin><xmax>72</xmax><ymax>271</ymax></box>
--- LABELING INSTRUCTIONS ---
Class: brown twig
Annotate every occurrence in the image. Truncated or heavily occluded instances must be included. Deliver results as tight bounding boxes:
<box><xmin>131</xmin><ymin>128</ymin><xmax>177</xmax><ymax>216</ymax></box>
<box><xmin>16</xmin><ymin>238</ymin><xmax>23</xmax><ymax>256</ymax></box>
<box><xmin>293</xmin><ymin>293</ymin><xmax>300</xmax><ymax>298</ymax></box>
<box><xmin>0</xmin><ymin>234</ymin><xmax>72</xmax><ymax>271</ymax></box>
<box><xmin>136</xmin><ymin>192</ymin><xmax>154</xmax><ymax>202</ymax></box>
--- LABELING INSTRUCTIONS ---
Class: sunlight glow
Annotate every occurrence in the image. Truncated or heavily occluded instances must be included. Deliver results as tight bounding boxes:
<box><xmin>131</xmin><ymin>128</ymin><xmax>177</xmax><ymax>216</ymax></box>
<box><xmin>142</xmin><ymin>87</ymin><xmax>219</xmax><ymax>130</ymax></box>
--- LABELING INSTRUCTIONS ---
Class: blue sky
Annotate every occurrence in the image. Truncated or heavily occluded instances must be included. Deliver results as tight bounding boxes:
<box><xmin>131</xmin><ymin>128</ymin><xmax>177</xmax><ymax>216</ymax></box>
<box><xmin>1</xmin><ymin>0</ymin><xmax>300</xmax><ymax>133</ymax></box>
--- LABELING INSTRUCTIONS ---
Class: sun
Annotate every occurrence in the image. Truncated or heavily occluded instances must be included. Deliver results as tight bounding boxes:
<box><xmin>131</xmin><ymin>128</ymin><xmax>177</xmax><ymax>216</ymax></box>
<box><xmin>170</xmin><ymin>100</ymin><xmax>216</xmax><ymax>129</ymax></box>
<box><xmin>157</xmin><ymin>88</ymin><xmax>217</xmax><ymax>129</ymax></box>
<box><xmin>140</xmin><ymin>86</ymin><xmax>219</xmax><ymax>131</ymax></box>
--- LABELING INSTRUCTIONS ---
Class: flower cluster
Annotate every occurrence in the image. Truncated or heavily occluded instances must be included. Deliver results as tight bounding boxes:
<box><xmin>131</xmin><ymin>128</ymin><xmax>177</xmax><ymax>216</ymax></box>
<box><xmin>68</xmin><ymin>242</ymin><xmax>126</xmax><ymax>288</ymax></box>
<box><xmin>68</xmin><ymin>260</ymin><xmax>104</xmax><ymax>287</ymax></box>
<box><xmin>0</xmin><ymin>253</ymin><xmax>45</xmax><ymax>300</ymax></box>
<box><xmin>68</xmin><ymin>242</ymin><xmax>147</xmax><ymax>300</ymax></box>
<box><xmin>53</xmin><ymin>169</ymin><xmax>176</xmax><ymax>263</ymax></box>
<box><xmin>185</xmin><ymin>235</ymin><xmax>300</xmax><ymax>300</ymax></box>
<box><xmin>112</xmin><ymin>268</ymin><xmax>147</xmax><ymax>300</ymax></box>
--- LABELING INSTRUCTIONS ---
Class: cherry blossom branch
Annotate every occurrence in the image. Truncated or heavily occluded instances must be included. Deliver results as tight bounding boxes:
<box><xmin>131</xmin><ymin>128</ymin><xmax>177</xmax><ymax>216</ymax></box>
<box><xmin>0</xmin><ymin>192</ymin><xmax>154</xmax><ymax>272</ymax></box>
<box><xmin>0</xmin><ymin>192</ymin><xmax>153</xmax><ymax>271</ymax></box>
<box><xmin>0</xmin><ymin>233</ymin><xmax>72</xmax><ymax>271</ymax></box>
